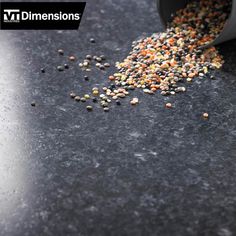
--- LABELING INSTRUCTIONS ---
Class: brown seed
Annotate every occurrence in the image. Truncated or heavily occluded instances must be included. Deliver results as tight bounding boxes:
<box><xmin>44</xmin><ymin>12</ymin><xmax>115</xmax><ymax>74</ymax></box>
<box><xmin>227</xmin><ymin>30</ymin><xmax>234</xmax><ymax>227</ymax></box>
<box><xmin>109</xmin><ymin>76</ymin><xmax>115</xmax><ymax>81</ymax></box>
<box><xmin>92</xmin><ymin>90</ymin><xmax>99</xmax><ymax>96</ymax></box>
<box><xmin>130</xmin><ymin>97</ymin><xmax>139</xmax><ymax>105</ymax></box>
<box><xmin>165</xmin><ymin>103</ymin><xmax>172</xmax><ymax>108</ymax></box>
<box><xmin>202</xmin><ymin>113</ymin><xmax>209</xmax><ymax>119</ymax></box>
<box><xmin>69</xmin><ymin>56</ymin><xmax>76</xmax><ymax>61</ymax></box>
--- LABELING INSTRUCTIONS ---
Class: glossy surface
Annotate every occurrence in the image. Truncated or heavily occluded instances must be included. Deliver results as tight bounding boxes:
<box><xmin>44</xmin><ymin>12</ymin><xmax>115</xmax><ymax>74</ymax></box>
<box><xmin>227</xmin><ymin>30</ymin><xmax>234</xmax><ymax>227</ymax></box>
<box><xmin>0</xmin><ymin>0</ymin><xmax>236</xmax><ymax>235</ymax></box>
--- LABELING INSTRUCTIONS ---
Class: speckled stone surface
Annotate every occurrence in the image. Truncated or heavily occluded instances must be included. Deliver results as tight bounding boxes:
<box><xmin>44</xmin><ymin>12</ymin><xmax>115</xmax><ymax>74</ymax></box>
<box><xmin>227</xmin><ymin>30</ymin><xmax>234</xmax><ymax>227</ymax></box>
<box><xmin>0</xmin><ymin>0</ymin><xmax>236</xmax><ymax>235</ymax></box>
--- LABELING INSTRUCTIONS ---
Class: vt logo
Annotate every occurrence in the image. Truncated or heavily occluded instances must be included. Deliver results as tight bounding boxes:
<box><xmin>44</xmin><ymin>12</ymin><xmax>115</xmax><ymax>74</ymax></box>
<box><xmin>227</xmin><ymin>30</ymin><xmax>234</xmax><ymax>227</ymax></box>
<box><xmin>3</xmin><ymin>9</ymin><xmax>20</xmax><ymax>22</ymax></box>
<box><xmin>0</xmin><ymin>2</ymin><xmax>86</xmax><ymax>30</ymax></box>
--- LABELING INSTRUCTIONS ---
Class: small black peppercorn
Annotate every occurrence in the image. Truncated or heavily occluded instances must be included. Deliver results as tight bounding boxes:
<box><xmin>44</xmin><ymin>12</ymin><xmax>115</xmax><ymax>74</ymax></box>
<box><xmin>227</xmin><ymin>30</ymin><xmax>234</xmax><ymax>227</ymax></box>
<box><xmin>64</xmin><ymin>64</ymin><xmax>69</xmax><ymax>69</ymax></box>
<box><xmin>41</xmin><ymin>68</ymin><xmax>45</xmax><ymax>73</ymax></box>
<box><xmin>70</xmin><ymin>92</ymin><xmax>76</xmax><ymax>99</ymax></box>
<box><xmin>116</xmin><ymin>100</ymin><xmax>121</xmax><ymax>105</ymax></box>
<box><xmin>31</xmin><ymin>102</ymin><xmax>36</xmax><ymax>107</ymax></box>
<box><xmin>86</xmin><ymin>55</ymin><xmax>92</xmax><ymax>60</ymax></box>
<box><xmin>92</xmin><ymin>97</ymin><xmax>98</xmax><ymax>103</ymax></box>
<box><xmin>100</xmin><ymin>55</ymin><xmax>106</xmax><ymax>60</ymax></box>
<box><xmin>99</xmin><ymin>65</ymin><xmax>105</xmax><ymax>70</ymax></box>
<box><xmin>84</xmin><ymin>75</ymin><xmax>89</xmax><ymax>81</ymax></box>
<box><xmin>90</xmin><ymin>38</ymin><xmax>95</xmax><ymax>43</ymax></box>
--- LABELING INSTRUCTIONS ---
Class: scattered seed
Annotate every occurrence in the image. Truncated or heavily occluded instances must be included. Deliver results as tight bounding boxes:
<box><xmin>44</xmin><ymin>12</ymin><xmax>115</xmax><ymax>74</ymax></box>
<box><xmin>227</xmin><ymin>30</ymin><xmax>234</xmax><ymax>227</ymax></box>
<box><xmin>103</xmin><ymin>107</ymin><xmax>109</xmax><ymax>112</ymax></box>
<box><xmin>116</xmin><ymin>100</ymin><xmax>121</xmax><ymax>105</ymax></box>
<box><xmin>100</xmin><ymin>55</ymin><xmax>106</xmax><ymax>60</ymax></box>
<box><xmin>165</xmin><ymin>103</ymin><xmax>172</xmax><ymax>109</ymax></box>
<box><xmin>99</xmin><ymin>65</ymin><xmax>105</xmax><ymax>70</ymax></box>
<box><xmin>90</xmin><ymin>38</ymin><xmax>95</xmax><ymax>43</ymax></box>
<box><xmin>74</xmin><ymin>96</ymin><xmax>81</xmax><ymax>102</ymax></box>
<box><xmin>130</xmin><ymin>97</ymin><xmax>139</xmax><ymax>105</ymax></box>
<box><xmin>84</xmin><ymin>94</ymin><xmax>90</xmax><ymax>99</ymax></box>
<box><xmin>64</xmin><ymin>64</ymin><xmax>69</xmax><ymax>69</ymax></box>
<box><xmin>84</xmin><ymin>75</ymin><xmax>89</xmax><ymax>81</ymax></box>
<box><xmin>41</xmin><ymin>68</ymin><xmax>45</xmax><ymax>73</ymax></box>
<box><xmin>31</xmin><ymin>102</ymin><xmax>36</xmax><ymax>107</ymax></box>
<box><xmin>80</xmin><ymin>98</ymin><xmax>86</xmax><ymax>102</ymax></box>
<box><xmin>143</xmin><ymin>89</ymin><xmax>150</xmax><ymax>94</ymax></box>
<box><xmin>109</xmin><ymin>76</ymin><xmax>115</xmax><ymax>81</ymax></box>
<box><xmin>58</xmin><ymin>49</ymin><xmax>64</xmax><ymax>55</ymax></box>
<box><xmin>86</xmin><ymin>55</ymin><xmax>92</xmax><ymax>60</ymax></box>
<box><xmin>70</xmin><ymin>92</ymin><xmax>76</xmax><ymax>99</ymax></box>
<box><xmin>69</xmin><ymin>56</ymin><xmax>76</xmax><ymax>61</ymax></box>
<box><xmin>202</xmin><ymin>112</ymin><xmax>209</xmax><ymax>119</ymax></box>
<box><xmin>95</xmin><ymin>57</ymin><xmax>102</xmax><ymax>62</ymax></box>
<box><xmin>161</xmin><ymin>91</ymin><xmax>167</xmax><ymax>96</ymax></box>
<box><xmin>86</xmin><ymin>106</ymin><xmax>93</xmax><ymax>111</ymax></box>
<box><xmin>92</xmin><ymin>97</ymin><xmax>98</xmax><ymax>103</ymax></box>
<box><xmin>83</xmin><ymin>61</ymin><xmax>89</xmax><ymax>67</ymax></box>
<box><xmin>57</xmin><ymin>66</ymin><xmax>64</xmax><ymax>72</ymax></box>
<box><xmin>101</xmin><ymin>96</ymin><xmax>108</xmax><ymax>100</ymax></box>
<box><xmin>92</xmin><ymin>90</ymin><xmax>99</xmax><ymax>96</ymax></box>
<box><xmin>101</xmin><ymin>102</ymin><xmax>108</xmax><ymax>107</ymax></box>
<box><xmin>104</xmin><ymin>63</ymin><xmax>110</xmax><ymax>68</ymax></box>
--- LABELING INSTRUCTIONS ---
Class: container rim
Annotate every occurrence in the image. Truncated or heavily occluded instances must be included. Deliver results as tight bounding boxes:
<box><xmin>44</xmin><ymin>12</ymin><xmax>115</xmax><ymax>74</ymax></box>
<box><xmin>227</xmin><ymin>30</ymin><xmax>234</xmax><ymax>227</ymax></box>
<box><xmin>156</xmin><ymin>0</ymin><xmax>234</xmax><ymax>48</ymax></box>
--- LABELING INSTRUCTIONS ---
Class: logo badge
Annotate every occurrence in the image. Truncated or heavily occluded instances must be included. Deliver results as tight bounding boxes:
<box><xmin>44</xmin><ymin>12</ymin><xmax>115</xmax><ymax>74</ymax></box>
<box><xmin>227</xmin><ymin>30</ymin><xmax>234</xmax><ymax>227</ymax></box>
<box><xmin>0</xmin><ymin>2</ymin><xmax>86</xmax><ymax>30</ymax></box>
<box><xmin>3</xmin><ymin>9</ymin><xmax>20</xmax><ymax>23</ymax></box>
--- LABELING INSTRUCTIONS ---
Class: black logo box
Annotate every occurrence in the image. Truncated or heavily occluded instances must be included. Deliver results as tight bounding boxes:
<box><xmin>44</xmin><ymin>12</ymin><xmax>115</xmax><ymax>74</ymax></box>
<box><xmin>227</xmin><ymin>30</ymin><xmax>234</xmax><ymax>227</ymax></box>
<box><xmin>0</xmin><ymin>2</ymin><xmax>86</xmax><ymax>30</ymax></box>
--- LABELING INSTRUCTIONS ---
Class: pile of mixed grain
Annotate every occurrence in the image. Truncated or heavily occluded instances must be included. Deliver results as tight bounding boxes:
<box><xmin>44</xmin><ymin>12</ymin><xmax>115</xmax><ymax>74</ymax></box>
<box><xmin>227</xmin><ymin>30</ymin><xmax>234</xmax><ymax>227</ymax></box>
<box><xmin>68</xmin><ymin>0</ymin><xmax>231</xmax><ymax>113</ymax></box>
<box><xmin>111</xmin><ymin>0</ymin><xmax>230</xmax><ymax>95</ymax></box>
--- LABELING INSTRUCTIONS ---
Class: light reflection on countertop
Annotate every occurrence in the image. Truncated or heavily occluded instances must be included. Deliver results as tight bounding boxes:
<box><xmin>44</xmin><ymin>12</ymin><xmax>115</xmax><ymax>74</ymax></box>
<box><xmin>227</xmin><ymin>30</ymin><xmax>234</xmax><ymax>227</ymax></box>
<box><xmin>0</xmin><ymin>32</ymin><xmax>31</xmax><ymax>222</ymax></box>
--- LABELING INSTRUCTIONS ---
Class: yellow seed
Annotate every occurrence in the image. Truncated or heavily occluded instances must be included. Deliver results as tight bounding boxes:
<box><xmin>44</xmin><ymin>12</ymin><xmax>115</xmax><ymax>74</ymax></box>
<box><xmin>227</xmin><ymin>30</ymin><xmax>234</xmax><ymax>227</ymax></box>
<box><xmin>92</xmin><ymin>90</ymin><xmax>99</xmax><ymax>96</ymax></box>
<box><xmin>84</xmin><ymin>94</ymin><xmax>90</xmax><ymax>99</ymax></box>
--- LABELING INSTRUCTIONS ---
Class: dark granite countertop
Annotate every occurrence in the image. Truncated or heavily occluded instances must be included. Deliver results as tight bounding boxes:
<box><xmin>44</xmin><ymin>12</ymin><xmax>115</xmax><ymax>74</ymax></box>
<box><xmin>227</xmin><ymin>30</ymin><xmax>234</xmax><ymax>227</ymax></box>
<box><xmin>0</xmin><ymin>0</ymin><xmax>236</xmax><ymax>235</ymax></box>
